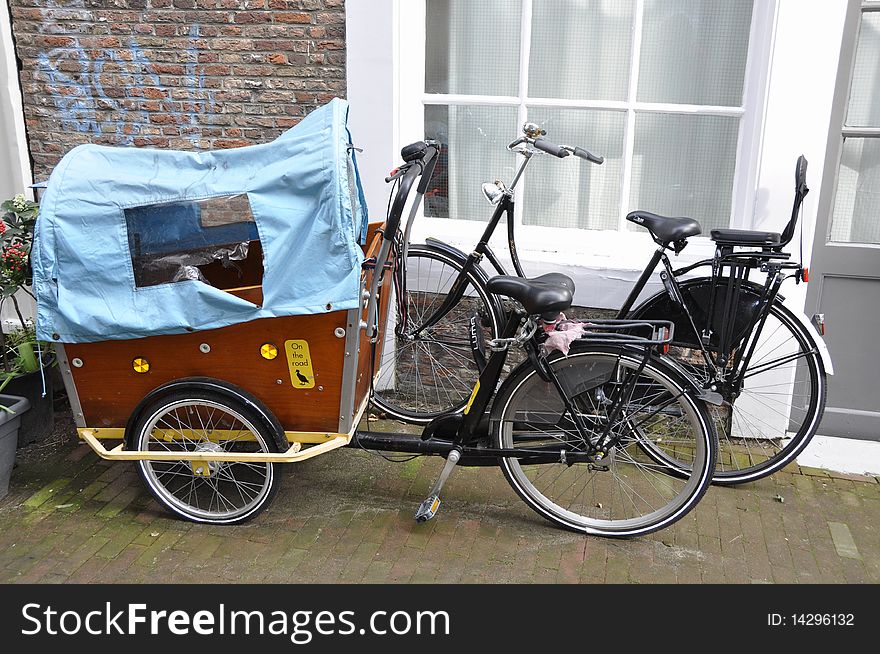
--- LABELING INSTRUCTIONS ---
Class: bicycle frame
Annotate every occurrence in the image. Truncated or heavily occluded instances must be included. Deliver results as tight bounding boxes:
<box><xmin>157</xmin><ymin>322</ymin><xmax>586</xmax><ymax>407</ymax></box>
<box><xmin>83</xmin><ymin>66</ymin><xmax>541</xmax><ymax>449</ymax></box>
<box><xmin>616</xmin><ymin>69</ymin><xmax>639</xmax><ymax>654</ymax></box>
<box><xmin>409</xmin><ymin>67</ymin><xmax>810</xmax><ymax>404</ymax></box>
<box><xmin>360</xmin><ymin>301</ymin><xmax>676</xmax><ymax>466</ymax></box>
<box><xmin>406</xmin><ymin>144</ymin><xmax>806</xmax><ymax>400</ymax></box>
<box><xmin>370</xmin><ymin>142</ymin><xmax>683</xmax><ymax>462</ymax></box>
<box><xmin>404</xmin><ymin>168</ymin><xmax>525</xmax><ymax>339</ymax></box>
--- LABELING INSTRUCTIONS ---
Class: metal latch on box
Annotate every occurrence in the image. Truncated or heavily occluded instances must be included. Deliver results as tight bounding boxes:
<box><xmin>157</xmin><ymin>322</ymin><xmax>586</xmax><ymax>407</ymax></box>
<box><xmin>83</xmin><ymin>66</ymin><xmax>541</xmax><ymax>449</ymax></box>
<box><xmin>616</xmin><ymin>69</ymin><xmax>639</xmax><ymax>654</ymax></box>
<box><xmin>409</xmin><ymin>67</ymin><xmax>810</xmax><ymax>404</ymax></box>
<box><xmin>361</xmin><ymin>257</ymin><xmax>394</xmax><ymax>271</ymax></box>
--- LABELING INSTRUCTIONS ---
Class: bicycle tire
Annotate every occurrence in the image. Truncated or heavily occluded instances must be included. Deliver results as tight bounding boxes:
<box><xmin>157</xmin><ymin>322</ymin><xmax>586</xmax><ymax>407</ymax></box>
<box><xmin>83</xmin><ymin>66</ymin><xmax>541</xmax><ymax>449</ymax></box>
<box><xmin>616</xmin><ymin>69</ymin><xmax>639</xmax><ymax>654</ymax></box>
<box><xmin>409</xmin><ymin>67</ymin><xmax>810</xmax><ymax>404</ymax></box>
<box><xmin>371</xmin><ymin>243</ymin><xmax>502</xmax><ymax>423</ymax></box>
<box><xmin>493</xmin><ymin>348</ymin><xmax>716</xmax><ymax>537</ymax></box>
<box><xmin>633</xmin><ymin>294</ymin><xmax>826</xmax><ymax>485</ymax></box>
<box><xmin>127</xmin><ymin>383</ymin><xmax>281</xmax><ymax>525</ymax></box>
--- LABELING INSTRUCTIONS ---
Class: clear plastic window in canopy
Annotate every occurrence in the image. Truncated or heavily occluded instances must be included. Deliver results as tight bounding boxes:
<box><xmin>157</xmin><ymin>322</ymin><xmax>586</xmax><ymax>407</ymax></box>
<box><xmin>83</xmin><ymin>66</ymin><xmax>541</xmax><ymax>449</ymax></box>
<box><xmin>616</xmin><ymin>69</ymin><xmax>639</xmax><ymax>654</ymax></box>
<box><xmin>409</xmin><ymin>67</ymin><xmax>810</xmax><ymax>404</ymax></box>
<box><xmin>424</xmin><ymin>0</ymin><xmax>756</xmax><ymax>233</ymax></box>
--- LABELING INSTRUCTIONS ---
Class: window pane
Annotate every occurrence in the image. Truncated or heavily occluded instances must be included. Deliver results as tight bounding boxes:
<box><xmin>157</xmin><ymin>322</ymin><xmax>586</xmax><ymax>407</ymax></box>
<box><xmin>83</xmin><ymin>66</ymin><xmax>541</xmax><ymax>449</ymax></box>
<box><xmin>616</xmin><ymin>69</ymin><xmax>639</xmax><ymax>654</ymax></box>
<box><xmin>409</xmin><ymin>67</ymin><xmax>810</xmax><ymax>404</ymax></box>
<box><xmin>638</xmin><ymin>0</ymin><xmax>753</xmax><ymax>106</ymax></box>
<box><xmin>629</xmin><ymin>113</ymin><xmax>739</xmax><ymax>232</ymax></box>
<box><xmin>529</xmin><ymin>0</ymin><xmax>634</xmax><ymax>101</ymax></box>
<box><xmin>523</xmin><ymin>107</ymin><xmax>625</xmax><ymax>230</ymax></box>
<box><xmin>830</xmin><ymin>138</ymin><xmax>880</xmax><ymax>245</ymax></box>
<box><xmin>424</xmin><ymin>104</ymin><xmax>519</xmax><ymax>221</ymax></box>
<box><xmin>847</xmin><ymin>12</ymin><xmax>880</xmax><ymax>128</ymax></box>
<box><xmin>425</xmin><ymin>0</ymin><xmax>521</xmax><ymax>96</ymax></box>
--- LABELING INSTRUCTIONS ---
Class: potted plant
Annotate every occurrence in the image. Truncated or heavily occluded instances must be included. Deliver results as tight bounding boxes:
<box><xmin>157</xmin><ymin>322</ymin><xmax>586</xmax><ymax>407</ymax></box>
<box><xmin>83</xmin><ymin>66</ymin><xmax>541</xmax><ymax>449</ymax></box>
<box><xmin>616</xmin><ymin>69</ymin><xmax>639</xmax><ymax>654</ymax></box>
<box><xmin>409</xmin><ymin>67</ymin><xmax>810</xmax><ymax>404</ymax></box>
<box><xmin>0</xmin><ymin>394</ymin><xmax>29</xmax><ymax>500</ymax></box>
<box><xmin>0</xmin><ymin>194</ymin><xmax>54</xmax><ymax>447</ymax></box>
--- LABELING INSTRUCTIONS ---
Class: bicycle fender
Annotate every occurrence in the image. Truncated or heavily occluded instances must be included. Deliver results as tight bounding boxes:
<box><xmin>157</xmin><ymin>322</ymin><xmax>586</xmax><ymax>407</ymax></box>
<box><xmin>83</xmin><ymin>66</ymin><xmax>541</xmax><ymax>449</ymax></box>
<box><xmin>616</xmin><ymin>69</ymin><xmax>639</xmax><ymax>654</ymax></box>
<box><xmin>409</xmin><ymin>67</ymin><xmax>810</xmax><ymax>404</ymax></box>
<box><xmin>631</xmin><ymin>277</ymin><xmax>832</xmax><ymax>375</ymax></box>
<box><xmin>425</xmin><ymin>236</ymin><xmax>467</xmax><ymax>263</ymax></box>
<box><xmin>424</xmin><ymin>238</ymin><xmax>479</xmax><ymax>272</ymax></box>
<box><xmin>124</xmin><ymin>376</ymin><xmax>288</xmax><ymax>451</ymax></box>
<box><xmin>786</xmin><ymin>307</ymin><xmax>834</xmax><ymax>375</ymax></box>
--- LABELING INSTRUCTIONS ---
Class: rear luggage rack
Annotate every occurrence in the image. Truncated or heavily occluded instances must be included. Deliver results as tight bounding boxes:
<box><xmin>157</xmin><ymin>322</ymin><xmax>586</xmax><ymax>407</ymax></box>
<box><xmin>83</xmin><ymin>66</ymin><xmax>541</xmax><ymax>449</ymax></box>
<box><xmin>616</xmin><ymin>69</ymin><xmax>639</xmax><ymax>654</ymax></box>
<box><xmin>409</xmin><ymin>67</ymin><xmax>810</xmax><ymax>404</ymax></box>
<box><xmin>575</xmin><ymin>318</ymin><xmax>674</xmax><ymax>348</ymax></box>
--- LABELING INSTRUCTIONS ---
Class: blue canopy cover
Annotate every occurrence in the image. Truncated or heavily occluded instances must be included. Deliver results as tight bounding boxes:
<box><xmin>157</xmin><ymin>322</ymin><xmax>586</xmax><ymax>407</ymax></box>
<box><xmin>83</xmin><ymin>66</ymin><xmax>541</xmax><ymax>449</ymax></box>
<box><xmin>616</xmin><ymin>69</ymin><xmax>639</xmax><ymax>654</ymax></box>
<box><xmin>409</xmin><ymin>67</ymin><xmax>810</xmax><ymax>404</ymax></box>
<box><xmin>32</xmin><ymin>98</ymin><xmax>368</xmax><ymax>343</ymax></box>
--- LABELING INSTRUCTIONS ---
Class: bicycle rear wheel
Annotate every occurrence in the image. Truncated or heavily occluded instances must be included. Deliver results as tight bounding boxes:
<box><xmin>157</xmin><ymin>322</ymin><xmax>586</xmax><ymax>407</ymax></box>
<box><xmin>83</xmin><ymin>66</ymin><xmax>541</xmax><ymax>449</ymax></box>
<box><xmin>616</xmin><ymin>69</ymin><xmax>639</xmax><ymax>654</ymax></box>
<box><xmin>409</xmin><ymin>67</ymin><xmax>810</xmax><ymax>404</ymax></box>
<box><xmin>494</xmin><ymin>349</ymin><xmax>716</xmax><ymax>537</ymax></box>
<box><xmin>128</xmin><ymin>385</ymin><xmax>281</xmax><ymax>525</ymax></box>
<box><xmin>640</xmin><ymin>299</ymin><xmax>826</xmax><ymax>484</ymax></box>
<box><xmin>372</xmin><ymin>244</ymin><xmax>501</xmax><ymax>423</ymax></box>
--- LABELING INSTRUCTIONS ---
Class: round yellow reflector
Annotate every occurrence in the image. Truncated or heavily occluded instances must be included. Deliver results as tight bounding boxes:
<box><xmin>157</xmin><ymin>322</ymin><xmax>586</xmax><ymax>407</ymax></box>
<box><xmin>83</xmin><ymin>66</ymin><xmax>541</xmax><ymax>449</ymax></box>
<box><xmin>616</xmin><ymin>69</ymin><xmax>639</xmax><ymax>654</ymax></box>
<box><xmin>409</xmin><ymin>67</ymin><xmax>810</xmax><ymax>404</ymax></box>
<box><xmin>132</xmin><ymin>357</ymin><xmax>150</xmax><ymax>373</ymax></box>
<box><xmin>260</xmin><ymin>343</ymin><xmax>278</xmax><ymax>360</ymax></box>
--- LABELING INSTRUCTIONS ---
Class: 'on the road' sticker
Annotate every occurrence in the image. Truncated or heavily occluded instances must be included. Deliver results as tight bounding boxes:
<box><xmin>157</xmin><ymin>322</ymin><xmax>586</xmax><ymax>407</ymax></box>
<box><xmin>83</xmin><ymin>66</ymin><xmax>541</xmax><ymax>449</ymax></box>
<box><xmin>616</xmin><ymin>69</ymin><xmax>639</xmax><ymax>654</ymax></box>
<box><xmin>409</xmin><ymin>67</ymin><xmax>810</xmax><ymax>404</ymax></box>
<box><xmin>284</xmin><ymin>339</ymin><xmax>315</xmax><ymax>389</ymax></box>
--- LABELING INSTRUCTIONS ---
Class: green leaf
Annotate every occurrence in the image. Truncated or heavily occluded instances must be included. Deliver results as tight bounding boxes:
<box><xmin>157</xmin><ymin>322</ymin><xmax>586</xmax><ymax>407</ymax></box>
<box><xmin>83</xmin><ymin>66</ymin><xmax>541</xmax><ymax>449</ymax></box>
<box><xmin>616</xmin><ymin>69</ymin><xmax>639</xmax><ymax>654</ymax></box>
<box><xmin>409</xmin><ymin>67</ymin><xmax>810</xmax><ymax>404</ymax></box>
<box><xmin>16</xmin><ymin>342</ymin><xmax>39</xmax><ymax>373</ymax></box>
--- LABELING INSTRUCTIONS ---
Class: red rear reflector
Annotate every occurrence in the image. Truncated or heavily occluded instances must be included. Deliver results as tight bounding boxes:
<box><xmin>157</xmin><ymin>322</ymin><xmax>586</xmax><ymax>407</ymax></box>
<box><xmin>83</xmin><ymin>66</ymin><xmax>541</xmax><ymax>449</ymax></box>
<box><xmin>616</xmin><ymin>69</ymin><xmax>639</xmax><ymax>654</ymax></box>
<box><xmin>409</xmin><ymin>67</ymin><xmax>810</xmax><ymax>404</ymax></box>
<box><xmin>803</xmin><ymin>267</ymin><xmax>809</xmax><ymax>282</ymax></box>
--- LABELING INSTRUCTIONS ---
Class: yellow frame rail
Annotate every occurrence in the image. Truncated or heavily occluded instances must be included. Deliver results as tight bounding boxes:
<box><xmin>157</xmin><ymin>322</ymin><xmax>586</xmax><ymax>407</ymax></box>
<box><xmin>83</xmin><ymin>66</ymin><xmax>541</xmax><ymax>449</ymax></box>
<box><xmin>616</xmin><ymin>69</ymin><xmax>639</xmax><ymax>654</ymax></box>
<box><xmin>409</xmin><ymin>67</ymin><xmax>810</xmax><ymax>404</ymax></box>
<box><xmin>77</xmin><ymin>396</ymin><xmax>368</xmax><ymax>464</ymax></box>
<box><xmin>79</xmin><ymin>429</ymin><xmax>350</xmax><ymax>464</ymax></box>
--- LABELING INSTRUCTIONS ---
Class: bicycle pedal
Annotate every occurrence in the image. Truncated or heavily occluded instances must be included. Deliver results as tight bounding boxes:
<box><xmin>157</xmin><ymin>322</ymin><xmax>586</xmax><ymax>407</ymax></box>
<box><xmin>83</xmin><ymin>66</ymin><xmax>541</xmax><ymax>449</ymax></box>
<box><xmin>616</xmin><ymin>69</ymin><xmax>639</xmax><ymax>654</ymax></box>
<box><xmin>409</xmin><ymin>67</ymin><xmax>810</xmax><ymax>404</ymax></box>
<box><xmin>415</xmin><ymin>494</ymin><xmax>441</xmax><ymax>523</ymax></box>
<box><xmin>415</xmin><ymin>449</ymin><xmax>460</xmax><ymax>523</ymax></box>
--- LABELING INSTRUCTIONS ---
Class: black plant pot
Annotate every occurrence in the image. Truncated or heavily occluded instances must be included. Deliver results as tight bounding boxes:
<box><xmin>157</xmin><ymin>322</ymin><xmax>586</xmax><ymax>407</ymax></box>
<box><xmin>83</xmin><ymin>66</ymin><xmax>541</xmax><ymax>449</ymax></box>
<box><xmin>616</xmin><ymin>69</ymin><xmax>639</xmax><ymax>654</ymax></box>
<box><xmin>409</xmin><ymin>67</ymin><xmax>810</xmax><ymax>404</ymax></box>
<box><xmin>4</xmin><ymin>364</ymin><xmax>55</xmax><ymax>448</ymax></box>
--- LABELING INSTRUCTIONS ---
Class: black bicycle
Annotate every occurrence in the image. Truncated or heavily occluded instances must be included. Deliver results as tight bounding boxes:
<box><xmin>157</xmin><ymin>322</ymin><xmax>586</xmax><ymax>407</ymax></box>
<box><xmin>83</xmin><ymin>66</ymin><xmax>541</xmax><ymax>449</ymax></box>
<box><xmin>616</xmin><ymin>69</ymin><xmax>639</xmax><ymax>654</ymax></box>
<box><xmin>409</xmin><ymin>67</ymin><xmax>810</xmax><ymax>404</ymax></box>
<box><xmin>355</xmin><ymin>140</ymin><xmax>717</xmax><ymax>536</ymax></box>
<box><xmin>373</xmin><ymin>124</ymin><xmax>830</xmax><ymax>485</ymax></box>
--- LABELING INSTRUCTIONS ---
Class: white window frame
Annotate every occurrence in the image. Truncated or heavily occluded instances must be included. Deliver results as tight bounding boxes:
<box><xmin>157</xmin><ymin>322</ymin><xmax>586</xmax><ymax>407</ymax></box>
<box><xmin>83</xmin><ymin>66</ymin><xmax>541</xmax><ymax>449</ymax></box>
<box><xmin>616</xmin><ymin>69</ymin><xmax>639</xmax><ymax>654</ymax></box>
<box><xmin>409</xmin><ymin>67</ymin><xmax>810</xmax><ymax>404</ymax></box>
<box><xmin>398</xmin><ymin>0</ymin><xmax>777</xmax><ymax>269</ymax></box>
<box><xmin>828</xmin><ymin>0</ymin><xmax>880</xmax><ymax>245</ymax></box>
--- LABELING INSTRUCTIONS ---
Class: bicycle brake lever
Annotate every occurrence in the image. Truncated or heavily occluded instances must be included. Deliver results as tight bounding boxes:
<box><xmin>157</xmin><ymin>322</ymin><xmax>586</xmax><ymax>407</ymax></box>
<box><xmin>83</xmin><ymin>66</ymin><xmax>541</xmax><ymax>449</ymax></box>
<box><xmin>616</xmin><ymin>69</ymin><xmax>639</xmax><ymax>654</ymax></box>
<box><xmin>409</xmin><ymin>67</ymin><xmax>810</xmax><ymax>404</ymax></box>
<box><xmin>385</xmin><ymin>166</ymin><xmax>408</xmax><ymax>183</ymax></box>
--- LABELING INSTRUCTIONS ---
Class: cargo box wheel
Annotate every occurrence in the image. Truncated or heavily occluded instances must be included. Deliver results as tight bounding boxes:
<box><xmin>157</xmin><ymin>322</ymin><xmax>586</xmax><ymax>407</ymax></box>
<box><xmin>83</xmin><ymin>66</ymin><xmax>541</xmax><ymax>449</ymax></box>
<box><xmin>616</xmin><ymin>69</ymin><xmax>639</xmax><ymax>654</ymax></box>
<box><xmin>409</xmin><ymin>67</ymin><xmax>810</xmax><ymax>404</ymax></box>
<box><xmin>127</xmin><ymin>384</ymin><xmax>282</xmax><ymax>525</ymax></box>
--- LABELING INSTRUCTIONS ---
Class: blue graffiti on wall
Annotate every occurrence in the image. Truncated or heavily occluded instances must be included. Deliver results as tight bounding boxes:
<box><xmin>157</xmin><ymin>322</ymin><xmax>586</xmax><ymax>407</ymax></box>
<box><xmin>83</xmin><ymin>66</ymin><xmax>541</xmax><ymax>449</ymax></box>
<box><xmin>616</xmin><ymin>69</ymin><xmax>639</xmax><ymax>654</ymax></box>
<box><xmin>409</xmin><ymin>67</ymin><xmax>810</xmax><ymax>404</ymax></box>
<box><xmin>37</xmin><ymin>25</ymin><xmax>217</xmax><ymax>145</ymax></box>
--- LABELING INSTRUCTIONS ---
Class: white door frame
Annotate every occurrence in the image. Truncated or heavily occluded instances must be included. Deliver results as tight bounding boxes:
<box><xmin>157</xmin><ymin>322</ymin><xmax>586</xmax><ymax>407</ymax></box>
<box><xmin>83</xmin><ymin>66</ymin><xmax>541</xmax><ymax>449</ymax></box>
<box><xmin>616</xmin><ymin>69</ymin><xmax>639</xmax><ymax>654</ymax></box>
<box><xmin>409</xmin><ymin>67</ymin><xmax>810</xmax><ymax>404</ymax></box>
<box><xmin>0</xmin><ymin>4</ymin><xmax>36</xmax><ymax>331</ymax></box>
<box><xmin>0</xmin><ymin>1</ymin><xmax>31</xmax><ymax>200</ymax></box>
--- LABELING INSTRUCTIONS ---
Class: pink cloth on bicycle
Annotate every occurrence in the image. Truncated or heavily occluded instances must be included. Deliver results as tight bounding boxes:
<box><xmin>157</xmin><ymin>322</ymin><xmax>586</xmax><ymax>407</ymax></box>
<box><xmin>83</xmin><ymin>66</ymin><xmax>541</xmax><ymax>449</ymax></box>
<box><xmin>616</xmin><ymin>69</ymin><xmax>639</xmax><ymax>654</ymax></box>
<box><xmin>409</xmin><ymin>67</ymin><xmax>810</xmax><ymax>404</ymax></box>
<box><xmin>542</xmin><ymin>320</ymin><xmax>593</xmax><ymax>355</ymax></box>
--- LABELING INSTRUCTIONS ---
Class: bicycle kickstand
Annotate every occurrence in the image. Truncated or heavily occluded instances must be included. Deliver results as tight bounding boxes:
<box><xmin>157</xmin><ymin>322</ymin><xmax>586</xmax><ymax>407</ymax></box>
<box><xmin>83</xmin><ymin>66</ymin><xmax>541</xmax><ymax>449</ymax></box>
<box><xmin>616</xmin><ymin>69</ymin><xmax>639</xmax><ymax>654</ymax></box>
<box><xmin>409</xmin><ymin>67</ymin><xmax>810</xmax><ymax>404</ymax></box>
<box><xmin>414</xmin><ymin>448</ymin><xmax>461</xmax><ymax>523</ymax></box>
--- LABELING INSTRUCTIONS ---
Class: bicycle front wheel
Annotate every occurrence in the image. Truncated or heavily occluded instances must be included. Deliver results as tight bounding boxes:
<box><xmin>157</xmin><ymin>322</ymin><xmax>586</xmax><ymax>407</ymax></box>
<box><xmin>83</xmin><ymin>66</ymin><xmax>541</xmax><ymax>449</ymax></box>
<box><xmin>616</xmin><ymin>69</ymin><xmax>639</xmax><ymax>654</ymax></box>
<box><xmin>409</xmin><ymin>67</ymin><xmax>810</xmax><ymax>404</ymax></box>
<box><xmin>372</xmin><ymin>244</ymin><xmax>501</xmax><ymax>423</ymax></box>
<box><xmin>494</xmin><ymin>349</ymin><xmax>716</xmax><ymax>537</ymax></box>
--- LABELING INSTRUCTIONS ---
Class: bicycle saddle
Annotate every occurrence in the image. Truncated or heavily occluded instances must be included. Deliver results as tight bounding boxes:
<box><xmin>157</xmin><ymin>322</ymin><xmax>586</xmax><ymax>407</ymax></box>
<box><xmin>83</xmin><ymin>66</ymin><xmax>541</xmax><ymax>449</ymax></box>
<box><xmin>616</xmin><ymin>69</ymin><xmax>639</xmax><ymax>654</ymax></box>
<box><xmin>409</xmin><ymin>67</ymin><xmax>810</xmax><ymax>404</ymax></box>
<box><xmin>486</xmin><ymin>274</ymin><xmax>573</xmax><ymax>317</ymax></box>
<box><xmin>626</xmin><ymin>211</ymin><xmax>702</xmax><ymax>243</ymax></box>
<box><xmin>533</xmin><ymin>272</ymin><xmax>576</xmax><ymax>293</ymax></box>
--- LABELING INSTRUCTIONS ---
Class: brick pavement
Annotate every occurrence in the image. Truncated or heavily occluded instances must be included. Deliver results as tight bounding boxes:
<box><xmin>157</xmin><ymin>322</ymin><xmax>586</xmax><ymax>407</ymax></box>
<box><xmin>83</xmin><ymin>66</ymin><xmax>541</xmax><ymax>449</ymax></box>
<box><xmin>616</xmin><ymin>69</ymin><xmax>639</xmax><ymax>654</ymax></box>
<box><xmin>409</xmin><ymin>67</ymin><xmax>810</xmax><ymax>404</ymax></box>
<box><xmin>1</xmin><ymin>410</ymin><xmax>878</xmax><ymax>584</ymax></box>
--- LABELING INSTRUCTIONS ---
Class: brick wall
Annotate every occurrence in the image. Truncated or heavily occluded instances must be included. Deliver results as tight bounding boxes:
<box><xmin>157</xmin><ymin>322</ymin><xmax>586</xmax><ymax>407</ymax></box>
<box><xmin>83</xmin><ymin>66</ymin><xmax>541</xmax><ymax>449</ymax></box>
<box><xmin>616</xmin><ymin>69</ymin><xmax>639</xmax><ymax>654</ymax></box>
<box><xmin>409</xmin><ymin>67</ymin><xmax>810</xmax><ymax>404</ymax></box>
<box><xmin>7</xmin><ymin>0</ymin><xmax>346</xmax><ymax>180</ymax></box>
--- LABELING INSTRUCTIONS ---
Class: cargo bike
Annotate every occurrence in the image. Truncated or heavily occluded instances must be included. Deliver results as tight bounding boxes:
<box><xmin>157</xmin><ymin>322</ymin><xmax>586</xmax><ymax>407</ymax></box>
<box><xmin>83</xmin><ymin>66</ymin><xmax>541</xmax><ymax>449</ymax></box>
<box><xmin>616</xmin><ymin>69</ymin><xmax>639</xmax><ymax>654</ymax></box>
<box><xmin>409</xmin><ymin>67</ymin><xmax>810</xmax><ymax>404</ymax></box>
<box><xmin>33</xmin><ymin>99</ymin><xmax>717</xmax><ymax>537</ymax></box>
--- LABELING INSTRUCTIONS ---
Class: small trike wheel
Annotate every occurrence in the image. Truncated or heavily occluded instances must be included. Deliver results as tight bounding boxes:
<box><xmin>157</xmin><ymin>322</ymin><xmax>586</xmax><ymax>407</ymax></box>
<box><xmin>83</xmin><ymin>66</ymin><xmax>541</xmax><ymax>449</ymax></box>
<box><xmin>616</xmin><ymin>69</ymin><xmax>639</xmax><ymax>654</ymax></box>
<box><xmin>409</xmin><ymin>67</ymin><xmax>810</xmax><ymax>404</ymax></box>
<box><xmin>127</xmin><ymin>382</ymin><xmax>282</xmax><ymax>525</ymax></box>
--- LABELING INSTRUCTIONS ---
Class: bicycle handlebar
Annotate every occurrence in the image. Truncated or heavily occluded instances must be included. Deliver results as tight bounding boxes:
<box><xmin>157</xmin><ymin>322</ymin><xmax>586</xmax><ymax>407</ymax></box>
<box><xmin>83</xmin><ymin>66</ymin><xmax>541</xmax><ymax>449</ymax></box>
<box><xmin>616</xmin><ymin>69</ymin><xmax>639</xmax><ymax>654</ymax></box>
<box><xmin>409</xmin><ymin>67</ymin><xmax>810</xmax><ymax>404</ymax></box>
<box><xmin>511</xmin><ymin>135</ymin><xmax>604</xmax><ymax>166</ymax></box>
<box><xmin>385</xmin><ymin>141</ymin><xmax>439</xmax><ymax>235</ymax></box>
<box><xmin>533</xmin><ymin>137</ymin><xmax>570</xmax><ymax>159</ymax></box>
<box><xmin>366</xmin><ymin>142</ymin><xmax>438</xmax><ymax>339</ymax></box>
<box><xmin>572</xmin><ymin>146</ymin><xmax>604</xmax><ymax>165</ymax></box>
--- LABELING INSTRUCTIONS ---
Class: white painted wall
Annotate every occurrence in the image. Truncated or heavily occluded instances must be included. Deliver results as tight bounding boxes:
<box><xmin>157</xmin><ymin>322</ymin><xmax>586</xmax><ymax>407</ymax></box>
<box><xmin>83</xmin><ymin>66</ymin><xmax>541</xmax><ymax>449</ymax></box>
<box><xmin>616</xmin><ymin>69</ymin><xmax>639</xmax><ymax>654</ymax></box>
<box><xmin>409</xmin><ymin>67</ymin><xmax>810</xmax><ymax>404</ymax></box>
<box><xmin>732</xmin><ymin>1</ymin><xmax>850</xmax><ymax>445</ymax></box>
<box><xmin>0</xmin><ymin>0</ymin><xmax>30</xmax><ymax>201</ymax></box>
<box><xmin>753</xmin><ymin>0</ymin><xmax>850</xmax><ymax>317</ymax></box>
<box><xmin>0</xmin><ymin>2</ymin><xmax>37</xmax><ymax>332</ymax></box>
<box><xmin>346</xmin><ymin>0</ymin><xmax>399</xmax><ymax>223</ymax></box>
